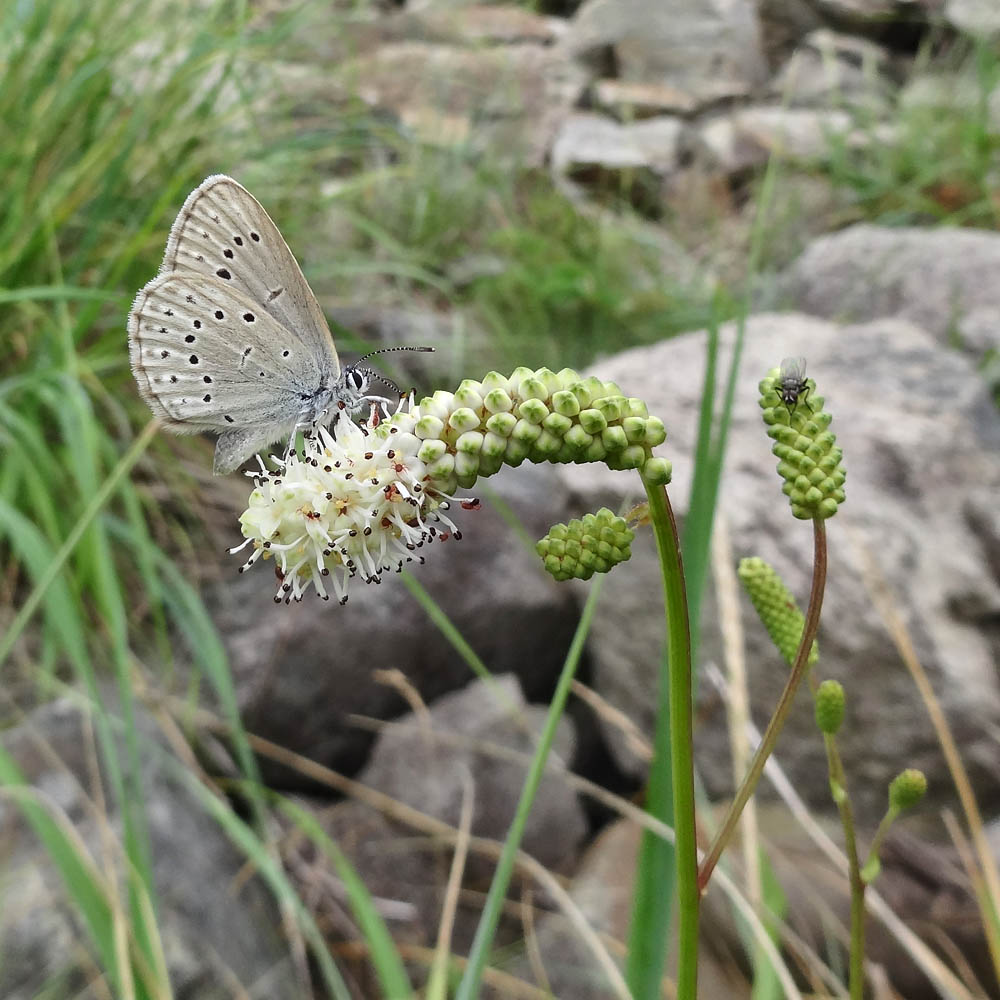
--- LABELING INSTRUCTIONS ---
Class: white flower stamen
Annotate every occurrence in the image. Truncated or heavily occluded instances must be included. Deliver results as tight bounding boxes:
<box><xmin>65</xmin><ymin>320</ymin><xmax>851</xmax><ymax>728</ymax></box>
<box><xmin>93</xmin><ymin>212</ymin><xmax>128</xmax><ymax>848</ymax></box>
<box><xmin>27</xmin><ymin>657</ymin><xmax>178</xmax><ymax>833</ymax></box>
<box><xmin>232</xmin><ymin>410</ymin><xmax>475</xmax><ymax>604</ymax></box>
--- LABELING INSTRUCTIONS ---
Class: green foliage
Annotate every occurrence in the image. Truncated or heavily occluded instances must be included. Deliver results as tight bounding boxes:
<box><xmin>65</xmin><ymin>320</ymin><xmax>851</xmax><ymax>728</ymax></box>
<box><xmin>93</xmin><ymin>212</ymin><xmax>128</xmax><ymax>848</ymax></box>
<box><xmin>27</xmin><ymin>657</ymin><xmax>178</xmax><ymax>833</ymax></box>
<box><xmin>821</xmin><ymin>41</ymin><xmax>1000</xmax><ymax>227</ymax></box>
<box><xmin>341</xmin><ymin>157</ymin><xmax>723</xmax><ymax>368</ymax></box>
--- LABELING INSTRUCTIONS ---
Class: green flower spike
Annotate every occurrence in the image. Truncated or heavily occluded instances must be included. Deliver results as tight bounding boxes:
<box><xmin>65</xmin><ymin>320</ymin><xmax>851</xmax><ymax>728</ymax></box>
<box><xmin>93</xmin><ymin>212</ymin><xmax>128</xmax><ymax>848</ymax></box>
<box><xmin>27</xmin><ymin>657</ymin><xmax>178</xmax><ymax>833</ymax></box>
<box><xmin>814</xmin><ymin>679</ymin><xmax>845</xmax><ymax>735</ymax></box>
<box><xmin>863</xmin><ymin>767</ymin><xmax>928</xmax><ymax>884</ymax></box>
<box><xmin>536</xmin><ymin>508</ymin><xmax>635</xmax><ymax>582</ymax></box>
<box><xmin>889</xmin><ymin>768</ymin><xmax>927</xmax><ymax>812</ymax></box>
<box><xmin>759</xmin><ymin>358</ymin><xmax>846</xmax><ymax>520</ymax></box>
<box><xmin>738</xmin><ymin>557</ymin><xmax>819</xmax><ymax>668</ymax></box>
<box><xmin>387</xmin><ymin>367</ymin><xmax>671</xmax><ymax>493</ymax></box>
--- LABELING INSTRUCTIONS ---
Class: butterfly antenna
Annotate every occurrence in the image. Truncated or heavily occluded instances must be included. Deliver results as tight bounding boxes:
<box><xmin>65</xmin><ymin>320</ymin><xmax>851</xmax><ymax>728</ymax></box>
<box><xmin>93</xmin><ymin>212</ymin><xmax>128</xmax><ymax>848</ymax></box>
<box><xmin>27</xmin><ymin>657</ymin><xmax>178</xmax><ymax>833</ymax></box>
<box><xmin>356</xmin><ymin>345</ymin><xmax>435</xmax><ymax>363</ymax></box>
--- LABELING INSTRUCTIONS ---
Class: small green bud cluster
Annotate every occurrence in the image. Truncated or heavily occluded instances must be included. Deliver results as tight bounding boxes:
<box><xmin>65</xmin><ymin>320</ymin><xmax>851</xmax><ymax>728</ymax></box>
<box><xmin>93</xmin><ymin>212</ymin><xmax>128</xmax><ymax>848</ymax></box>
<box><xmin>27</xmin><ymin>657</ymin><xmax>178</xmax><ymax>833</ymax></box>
<box><xmin>814</xmin><ymin>679</ymin><xmax>845</xmax><ymax>734</ymax></box>
<box><xmin>386</xmin><ymin>367</ymin><xmax>671</xmax><ymax>494</ymax></box>
<box><xmin>536</xmin><ymin>508</ymin><xmax>635</xmax><ymax>581</ymax></box>
<box><xmin>889</xmin><ymin>768</ymin><xmax>927</xmax><ymax>812</ymax></box>
<box><xmin>738</xmin><ymin>557</ymin><xmax>819</xmax><ymax>668</ymax></box>
<box><xmin>759</xmin><ymin>368</ymin><xmax>846</xmax><ymax>520</ymax></box>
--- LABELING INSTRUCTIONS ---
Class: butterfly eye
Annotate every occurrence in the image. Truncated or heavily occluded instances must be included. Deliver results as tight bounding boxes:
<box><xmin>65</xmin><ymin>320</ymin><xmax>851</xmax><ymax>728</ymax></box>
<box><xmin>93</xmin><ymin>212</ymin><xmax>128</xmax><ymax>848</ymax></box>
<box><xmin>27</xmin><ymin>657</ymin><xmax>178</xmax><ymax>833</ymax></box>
<box><xmin>350</xmin><ymin>369</ymin><xmax>366</xmax><ymax>391</ymax></box>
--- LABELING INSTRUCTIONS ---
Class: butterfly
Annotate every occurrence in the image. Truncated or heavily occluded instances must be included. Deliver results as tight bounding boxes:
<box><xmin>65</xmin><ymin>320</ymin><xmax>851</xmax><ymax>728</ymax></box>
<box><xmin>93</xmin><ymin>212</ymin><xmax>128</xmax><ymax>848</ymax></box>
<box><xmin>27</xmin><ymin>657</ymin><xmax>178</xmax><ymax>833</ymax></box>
<box><xmin>127</xmin><ymin>174</ymin><xmax>430</xmax><ymax>473</ymax></box>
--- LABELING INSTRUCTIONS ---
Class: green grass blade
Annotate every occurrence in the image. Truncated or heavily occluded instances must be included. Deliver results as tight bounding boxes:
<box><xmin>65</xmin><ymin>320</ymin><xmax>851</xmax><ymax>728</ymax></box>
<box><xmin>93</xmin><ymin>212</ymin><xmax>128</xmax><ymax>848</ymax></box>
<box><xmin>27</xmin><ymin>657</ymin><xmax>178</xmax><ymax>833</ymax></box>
<box><xmin>275</xmin><ymin>796</ymin><xmax>413</xmax><ymax>999</ymax></box>
<box><xmin>456</xmin><ymin>579</ymin><xmax>606</xmax><ymax>1000</ymax></box>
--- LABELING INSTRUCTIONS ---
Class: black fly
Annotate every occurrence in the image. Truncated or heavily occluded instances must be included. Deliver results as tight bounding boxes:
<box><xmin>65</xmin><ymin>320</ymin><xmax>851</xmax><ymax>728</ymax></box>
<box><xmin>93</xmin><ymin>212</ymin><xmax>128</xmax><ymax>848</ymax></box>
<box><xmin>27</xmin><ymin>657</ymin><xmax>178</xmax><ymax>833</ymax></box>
<box><xmin>777</xmin><ymin>356</ymin><xmax>811</xmax><ymax>412</ymax></box>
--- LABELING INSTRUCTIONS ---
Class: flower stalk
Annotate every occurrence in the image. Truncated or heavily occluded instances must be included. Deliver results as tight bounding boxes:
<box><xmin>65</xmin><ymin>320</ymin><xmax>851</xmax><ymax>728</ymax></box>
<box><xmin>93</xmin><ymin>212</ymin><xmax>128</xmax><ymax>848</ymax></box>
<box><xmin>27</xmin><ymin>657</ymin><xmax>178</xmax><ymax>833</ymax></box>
<box><xmin>635</xmin><ymin>479</ymin><xmax>699</xmax><ymax>1000</ymax></box>
<box><xmin>698</xmin><ymin>516</ymin><xmax>828</xmax><ymax>892</ymax></box>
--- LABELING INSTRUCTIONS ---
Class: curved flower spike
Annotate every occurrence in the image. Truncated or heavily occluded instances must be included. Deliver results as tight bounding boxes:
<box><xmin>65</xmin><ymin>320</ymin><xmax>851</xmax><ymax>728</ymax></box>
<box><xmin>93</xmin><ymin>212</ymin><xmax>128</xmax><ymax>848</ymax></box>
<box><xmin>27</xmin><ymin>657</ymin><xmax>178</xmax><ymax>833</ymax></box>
<box><xmin>387</xmin><ymin>367</ymin><xmax>671</xmax><ymax>492</ymax></box>
<box><xmin>759</xmin><ymin>362</ymin><xmax>846</xmax><ymax>520</ymax></box>
<box><xmin>738</xmin><ymin>557</ymin><xmax>819</xmax><ymax>668</ymax></box>
<box><xmin>537</xmin><ymin>508</ymin><xmax>635</xmax><ymax>581</ymax></box>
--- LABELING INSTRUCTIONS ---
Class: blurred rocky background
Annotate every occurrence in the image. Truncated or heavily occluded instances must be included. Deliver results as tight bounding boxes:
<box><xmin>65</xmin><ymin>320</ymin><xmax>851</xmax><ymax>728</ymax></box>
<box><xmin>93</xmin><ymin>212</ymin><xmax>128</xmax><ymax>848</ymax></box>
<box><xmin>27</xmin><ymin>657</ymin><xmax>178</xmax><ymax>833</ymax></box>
<box><xmin>2</xmin><ymin>0</ymin><xmax>1000</xmax><ymax>996</ymax></box>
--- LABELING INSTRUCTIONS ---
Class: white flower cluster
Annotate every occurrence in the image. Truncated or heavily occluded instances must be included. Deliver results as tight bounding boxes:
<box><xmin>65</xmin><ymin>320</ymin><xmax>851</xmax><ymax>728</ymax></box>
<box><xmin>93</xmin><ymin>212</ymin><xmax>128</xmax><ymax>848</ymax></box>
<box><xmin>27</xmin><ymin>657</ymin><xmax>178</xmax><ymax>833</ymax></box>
<box><xmin>232</xmin><ymin>410</ymin><xmax>477</xmax><ymax>604</ymax></box>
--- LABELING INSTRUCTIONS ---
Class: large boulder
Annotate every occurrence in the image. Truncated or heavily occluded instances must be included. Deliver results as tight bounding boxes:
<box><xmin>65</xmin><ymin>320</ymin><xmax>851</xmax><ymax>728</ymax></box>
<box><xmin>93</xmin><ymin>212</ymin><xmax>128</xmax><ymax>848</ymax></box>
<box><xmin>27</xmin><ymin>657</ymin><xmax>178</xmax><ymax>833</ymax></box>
<box><xmin>563</xmin><ymin>0</ymin><xmax>768</xmax><ymax>112</ymax></box>
<box><xmin>555</xmin><ymin>312</ymin><xmax>1000</xmax><ymax>822</ymax></box>
<box><xmin>779</xmin><ymin>226</ymin><xmax>1000</xmax><ymax>362</ymax></box>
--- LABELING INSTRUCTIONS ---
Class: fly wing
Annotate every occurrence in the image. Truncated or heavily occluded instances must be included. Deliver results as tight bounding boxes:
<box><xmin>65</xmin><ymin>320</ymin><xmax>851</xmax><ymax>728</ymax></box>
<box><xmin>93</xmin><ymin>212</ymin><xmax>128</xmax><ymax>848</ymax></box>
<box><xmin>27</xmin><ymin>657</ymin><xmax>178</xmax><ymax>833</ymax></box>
<box><xmin>779</xmin><ymin>356</ymin><xmax>807</xmax><ymax>381</ymax></box>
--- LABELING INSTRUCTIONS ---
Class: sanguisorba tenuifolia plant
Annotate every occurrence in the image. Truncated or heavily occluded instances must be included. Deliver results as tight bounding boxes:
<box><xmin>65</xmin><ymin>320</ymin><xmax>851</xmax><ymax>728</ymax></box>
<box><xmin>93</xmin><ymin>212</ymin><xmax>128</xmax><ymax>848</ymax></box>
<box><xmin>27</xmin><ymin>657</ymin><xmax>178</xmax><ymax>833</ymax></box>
<box><xmin>223</xmin><ymin>355</ymin><xmax>923</xmax><ymax>999</ymax></box>
<box><xmin>699</xmin><ymin>360</ymin><xmax>926</xmax><ymax>1000</ymax></box>
<box><xmin>230</xmin><ymin>364</ymin><xmax>698</xmax><ymax>999</ymax></box>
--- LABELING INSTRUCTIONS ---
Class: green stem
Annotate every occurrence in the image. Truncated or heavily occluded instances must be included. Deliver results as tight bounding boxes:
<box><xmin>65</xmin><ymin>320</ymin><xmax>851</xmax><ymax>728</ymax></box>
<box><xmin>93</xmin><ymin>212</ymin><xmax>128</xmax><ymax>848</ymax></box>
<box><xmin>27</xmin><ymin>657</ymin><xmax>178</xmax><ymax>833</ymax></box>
<box><xmin>455</xmin><ymin>580</ymin><xmax>603</xmax><ymax>1000</ymax></box>
<box><xmin>862</xmin><ymin>807</ymin><xmax>898</xmax><ymax>883</ymax></box>
<box><xmin>823</xmin><ymin>732</ymin><xmax>866</xmax><ymax>1000</ymax></box>
<box><xmin>626</xmin><ymin>481</ymin><xmax>697</xmax><ymax>1000</ymax></box>
<box><xmin>699</xmin><ymin>517</ymin><xmax>828</xmax><ymax>891</ymax></box>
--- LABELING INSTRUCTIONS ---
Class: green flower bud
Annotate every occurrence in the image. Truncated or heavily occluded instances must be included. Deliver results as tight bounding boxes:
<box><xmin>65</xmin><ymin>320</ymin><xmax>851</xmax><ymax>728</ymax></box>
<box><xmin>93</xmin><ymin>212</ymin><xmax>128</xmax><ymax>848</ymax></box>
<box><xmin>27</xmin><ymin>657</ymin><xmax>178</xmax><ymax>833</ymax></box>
<box><xmin>417</xmin><ymin>439</ymin><xmax>448</xmax><ymax>463</ymax></box>
<box><xmin>601</xmin><ymin>425</ymin><xmax>629</xmax><ymax>452</ymax></box>
<box><xmin>504</xmin><ymin>438</ymin><xmax>530</xmax><ymax>466</ymax></box>
<box><xmin>644</xmin><ymin>417</ymin><xmax>667</xmax><ymax>447</ymax></box>
<box><xmin>520</xmin><ymin>376</ymin><xmax>548</xmax><ymax>401</ymax></box>
<box><xmin>738</xmin><ymin>557</ymin><xmax>819</xmax><ymax>668</ymax></box>
<box><xmin>531</xmin><ymin>429</ymin><xmax>562</xmax><ymax>457</ymax></box>
<box><xmin>482</xmin><ymin>431</ymin><xmax>508</xmax><ymax>460</ymax></box>
<box><xmin>889</xmin><ymin>769</ymin><xmax>927</xmax><ymax>812</ymax></box>
<box><xmin>596</xmin><ymin>396</ymin><xmax>624</xmax><ymax>423</ymax></box>
<box><xmin>542</xmin><ymin>411</ymin><xmax>574</xmax><ymax>437</ymax></box>
<box><xmin>551</xmin><ymin>389</ymin><xmax>581</xmax><ymax>417</ymax></box>
<box><xmin>454</xmin><ymin>385</ymin><xmax>484</xmax><ymax>411</ymax></box>
<box><xmin>564</xmin><ymin>425</ymin><xmax>595</xmax><ymax>451</ymax></box>
<box><xmin>484</xmin><ymin>388</ymin><xmax>514</xmax><ymax>413</ymax></box>
<box><xmin>426</xmin><ymin>453</ymin><xmax>455</xmax><ymax>481</ymax></box>
<box><xmin>537</xmin><ymin>508</ymin><xmax>635</xmax><ymax>581</ymax></box>
<box><xmin>518</xmin><ymin>398</ymin><xmax>549</xmax><ymax>424</ymax></box>
<box><xmin>448</xmin><ymin>407</ymin><xmax>481</xmax><ymax>433</ymax></box>
<box><xmin>511</xmin><ymin>419</ymin><xmax>543</xmax><ymax>444</ymax></box>
<box><xmin>814</xmin><ymin>679</ymin><xmax>845</xmax><ymax>734</ymax></box>
<box><xmin>641</xmin><ymin>457</ymin><xmax>672</xmax><ymax>485</ymax></box>
<box><xmin>456</xmin><ymin>431</ymin><xmax>484</xmax><ymax>455</ymax></box>
<box><xmin>415</xmin><ymin>415</ymin><xmax>445</xmax><ymax>440</ymax></box>
<box><xmin>455</xmin><ymin>451</ymin><xmax>480</xmax><ymax>483</ymax></box>
<box><xmin>622</xmin><ymin>416</ymin><xmax>647</xmax><ymax>443</ymax></box>
<box><xmin>480</xmin><ymin>371</ymin><xmax>511</xmax><ymax>393</ymax></box>
<box><xmin>485</xmin><ymin>412</ymin><xmax>517</xmax><ymax>437</ymax></box>
<box><xmin>578</xmin><ymin>408</ymin><xmax>608</xmax><ymax>435</ymax></box>
<box><xmin>759</xmin><ymin>360</ymin><xmax>846</xmax><ymax>520</ymax></box>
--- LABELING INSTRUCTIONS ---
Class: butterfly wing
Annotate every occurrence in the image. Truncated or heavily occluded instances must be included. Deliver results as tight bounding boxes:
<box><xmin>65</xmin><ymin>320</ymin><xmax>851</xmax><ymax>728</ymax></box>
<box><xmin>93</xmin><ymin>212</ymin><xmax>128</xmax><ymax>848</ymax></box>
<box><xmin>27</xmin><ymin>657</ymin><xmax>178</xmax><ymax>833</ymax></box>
<box><xmin>159</xmin><ymin>174</ymin><xmax>340</xmax><ymax>374</ymax></box>
<box><xmin>128</xmin><ymin>272</ymin><xmax>316</xmax><ymax>439</ymax></box>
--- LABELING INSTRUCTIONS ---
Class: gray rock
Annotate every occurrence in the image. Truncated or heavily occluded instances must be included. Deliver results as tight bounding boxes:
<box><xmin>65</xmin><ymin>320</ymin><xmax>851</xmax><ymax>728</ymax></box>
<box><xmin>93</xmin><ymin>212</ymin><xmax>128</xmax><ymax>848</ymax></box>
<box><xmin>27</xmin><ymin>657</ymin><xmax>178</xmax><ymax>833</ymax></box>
<box><xmin>408</xmin><ymin>4</ymin><xmax>564</xmax><ymax>45</ymax></box>
<box><xmin>780</xmin><ymin>225</ymin><xmax>1000</xmax><ymax>358</ymax></box>
<box><xmin>756</xmin><ymin>0</ymin><xmax>824</xmax><ymax>66</ymax></box>
<box><xmin>591</xmin><ymin>78</ymin><xmax>703</xmax><ymax>117</ymax></box>
<box><xmin>330</xmin><ymin>42</ymin><xmax>587</xmax><ymax>165</ymax></box>
<box><xmin>360</xmin><ymin>674</ymin><xmax>586</xmax><ymax>874</ymax></box>
<box><xmin>770</xmin><ymin>28</ymin><xmax>896</xmax><ymax>109</ymax></box>
<box><xmin>555</xmin><ymin>313</ymin><xmax>1000</xmax><ymax>822</ymax></box>
<box><xmin>0</xmin><ymin>700</ymin><xmax>296</xmax><ymax>1000</ymax></box>
<box><xmin>697</xmin><ymin>105</ymin><xmax>858</xmax><ymax>174</ymax></box>
<box><xmin>946</xmin><ymin>0</ymin><xmax>1000</xmax><ymax>36</ymax></box>
<box><xmin>812</xmin><ymin>0</ymin><xmax>934</xmax><ymax>33</ymax></box>
<box><xmin>209</xmin><ymin>462</ymin><xmax>580</xmax><ymax>780</ymax></box>
<box><xmin>551</xmin><ymin>112</ymin><xmax>691</xmax><ymax>178</ymax></box>
<box><xmin>290</xmin><ymin>676</ymin><xmax>585</xmax><ymax>962</ymax></box>
<box><xmin>564</xmin><ymin>0</ymin><xmax>768</xmax><ymax>112</ymax></box>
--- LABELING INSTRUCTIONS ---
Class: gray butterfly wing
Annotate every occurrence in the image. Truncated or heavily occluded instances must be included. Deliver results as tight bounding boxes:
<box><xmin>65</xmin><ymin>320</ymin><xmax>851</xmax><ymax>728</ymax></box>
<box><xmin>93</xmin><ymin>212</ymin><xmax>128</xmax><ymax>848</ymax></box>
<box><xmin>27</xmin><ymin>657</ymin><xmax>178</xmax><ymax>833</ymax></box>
<box><xmin>128</xmin><ymin>273</ymin><xmax>322</xmax><ymax>471</ymax></box>
<box><xmin>159</xmin><ymin>174</ymin><xmax>340</xmax><ymax>373</ymax></box>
